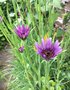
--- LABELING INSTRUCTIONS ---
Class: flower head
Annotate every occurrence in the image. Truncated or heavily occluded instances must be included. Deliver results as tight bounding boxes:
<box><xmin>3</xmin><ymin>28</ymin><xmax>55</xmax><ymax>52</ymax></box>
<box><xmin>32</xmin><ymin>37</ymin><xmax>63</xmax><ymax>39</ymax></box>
<box><xmin>35</xmin><ymin>38</ymin><xmax>62</xmax><ymax>60</ymax></box>
<box><xmin>15</xmin><ymin>24</ymin><xmax>30</xmax><ymax>39</ymax></box>
<box><xmin>18</xmin><ymin>46</ymin><xmax>24</xmax><ymax>53</ymax></box>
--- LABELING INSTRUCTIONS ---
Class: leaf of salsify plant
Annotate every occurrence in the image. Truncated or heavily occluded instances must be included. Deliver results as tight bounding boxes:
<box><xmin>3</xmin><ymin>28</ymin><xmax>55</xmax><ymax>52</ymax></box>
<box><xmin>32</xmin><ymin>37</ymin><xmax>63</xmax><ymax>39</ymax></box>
<box><xmin>53</xmin><ymin>0</ymin><xmax>62</xmax><ymax>9</ymax></box>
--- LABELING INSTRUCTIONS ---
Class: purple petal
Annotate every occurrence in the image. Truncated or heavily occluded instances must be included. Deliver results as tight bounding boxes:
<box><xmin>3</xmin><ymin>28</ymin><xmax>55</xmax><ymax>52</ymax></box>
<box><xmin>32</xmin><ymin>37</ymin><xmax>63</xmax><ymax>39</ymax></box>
<box><xmin>54</xmin><ymin>46</ymin><xmax>62</xmax><ymax>55</ymax></box>
<box><xmin>54</xmin><ymin>40</ymin><xmax>62</xmax><ymax>55</ymax></box>
<box><xmin>25</xmin><ymin>30</ymin><xmax>30</xmax><ymax>37</ymax></box>
<box><xmin>41</xmin><ymin>38</ymin><xmax>45</xmax><ymax>49</ymax></box>
<box><xmin>26</xmin><ymin>26</ymin><xmax>30</xmax><ymax>31</ymax></box>
<box><xmin>16</xmin><ymin>26</ymin><xmax>21</xmax><ymax>31</ymax></box>
<box><xmin>15</xmin><ymin>29</ymin><xmax>23</xmax><ymax>38</ymax></box>
<box><xmin>45</xmin><ymin>38</ymin><xmax>52</xmax><ymax>49</ymax></box>
<box><xmin>35</xmin><ymin>42</ymin><xmax>42</xmax><ymax>54</ymax></box>
<box><xmin>54</xmin><ymin>40</ymin><xmax>60</xmax><ymax>48</ymax></box>
<box><xmin>22</xmin><ymin>25</ymin><xmax>26</xmax><ymax>32</ymax></box>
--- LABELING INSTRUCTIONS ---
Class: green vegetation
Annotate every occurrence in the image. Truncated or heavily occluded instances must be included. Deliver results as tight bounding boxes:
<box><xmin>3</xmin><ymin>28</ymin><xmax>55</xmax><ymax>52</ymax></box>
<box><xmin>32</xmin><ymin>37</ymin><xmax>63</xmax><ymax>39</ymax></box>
<box><xmin>0</xmin><ymin>0</ymin><xmax>70</xmax><ymax>90</ymax></box>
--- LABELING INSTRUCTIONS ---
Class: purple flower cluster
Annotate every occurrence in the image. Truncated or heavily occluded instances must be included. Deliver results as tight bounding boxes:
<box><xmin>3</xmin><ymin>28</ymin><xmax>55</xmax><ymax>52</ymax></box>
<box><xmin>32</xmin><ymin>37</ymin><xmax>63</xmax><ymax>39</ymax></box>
<box><xmin>15</xmin><ymin>24</ymin><xmax>30</xmax><ymax>40</ymax></box>
<box><xmin>35</xmin><ymin>38</ymin><xmax>62</xmax><ymax>60</ymax></box>
<box><xmin>15</xmin><ymin>24</ymin><xmax>62</xmax><ymax>60</ymax></box>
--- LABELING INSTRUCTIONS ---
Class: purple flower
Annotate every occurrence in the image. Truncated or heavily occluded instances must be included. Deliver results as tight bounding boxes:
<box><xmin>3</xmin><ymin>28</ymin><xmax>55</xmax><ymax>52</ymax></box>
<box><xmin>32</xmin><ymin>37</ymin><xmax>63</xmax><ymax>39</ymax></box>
<box><xmin>18</xmin><ymin>46</ymin><xmax>24</xmax><ymax>53</ymax></box>
<box><xmin>35</xmin><ymin>38</ymin><xmax>62</xmax><ymax>60</ymax></box>
<box><xmin>15</xmin><ymin>24</ymin><xmax>30</xmax><ymax>39</ymax></box>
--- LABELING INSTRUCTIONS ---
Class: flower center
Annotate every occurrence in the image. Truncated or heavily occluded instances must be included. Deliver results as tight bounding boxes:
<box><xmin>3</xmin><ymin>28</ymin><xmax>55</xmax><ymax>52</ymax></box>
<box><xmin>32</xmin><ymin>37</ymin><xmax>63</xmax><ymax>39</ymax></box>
<box><xmin>21</xmin><ymin>32</ymin><xmax>26</xmax><ymax>39</ymax></box>
<box><xmin>42</xmin><ymin>49</ymin><xmax>54</xmax><ymax>59</ymax></box>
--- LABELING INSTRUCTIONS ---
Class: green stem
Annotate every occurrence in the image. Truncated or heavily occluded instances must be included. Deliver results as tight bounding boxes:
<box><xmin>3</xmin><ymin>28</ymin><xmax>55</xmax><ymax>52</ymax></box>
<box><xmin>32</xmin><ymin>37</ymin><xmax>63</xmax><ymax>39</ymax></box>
<box><xmin>45</xmin><ymin>61</ymin><xmax>50</xmax><ymax>90</ymax></box>
<box><xmin>25</xmin><ymin>67</ymin><xmax>35</xmax><ymax>90</ymax></box>
<box><xmin>38</xmin><ymin>56</ymin><xmax>41</xmax><ymax>89</ymax></box>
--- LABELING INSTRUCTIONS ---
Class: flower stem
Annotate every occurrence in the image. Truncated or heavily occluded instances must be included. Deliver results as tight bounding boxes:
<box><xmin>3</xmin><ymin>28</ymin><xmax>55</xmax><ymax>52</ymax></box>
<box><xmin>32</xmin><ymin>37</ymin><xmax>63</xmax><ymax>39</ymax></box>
<box><xmin>45</xmin><ymin>61</ymin><xmax>50</xmax><ymax>90</ymax></box>
<box><xmin>38</xmin><ymin>56</ymin><xmax>41</xmax><ymax>89</ymax></box>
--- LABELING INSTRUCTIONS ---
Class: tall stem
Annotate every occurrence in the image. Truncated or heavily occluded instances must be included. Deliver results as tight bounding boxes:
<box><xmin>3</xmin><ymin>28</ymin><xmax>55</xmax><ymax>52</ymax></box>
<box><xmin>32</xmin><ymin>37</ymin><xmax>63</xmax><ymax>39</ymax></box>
<box><xmin>38</xmin><ymin>56</ymin><xmax>41</xmax><ymax>89</ymax></box>
<box><xmin>45</xmin><ymin>61</ymin><xmax>50</xmax><ymax>90</ymax></box>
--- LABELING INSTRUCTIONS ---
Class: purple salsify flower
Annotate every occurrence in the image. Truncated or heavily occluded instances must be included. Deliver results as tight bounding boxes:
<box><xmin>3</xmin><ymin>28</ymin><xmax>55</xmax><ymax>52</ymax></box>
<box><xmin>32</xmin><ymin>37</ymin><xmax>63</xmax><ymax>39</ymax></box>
<box><xmin>15</xmin><ymin>24</ymin><xmax>30</xmax><ymax>39</ymax></box>
<box><xmin>35</xmin><ymin>38</ymin><xmax>62</xmax><ymax>60</ymax></box>
<box><xmin>18</xmin><ymin>46</ymin><xmax>24</xmax><ymax>53</ymax></box>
